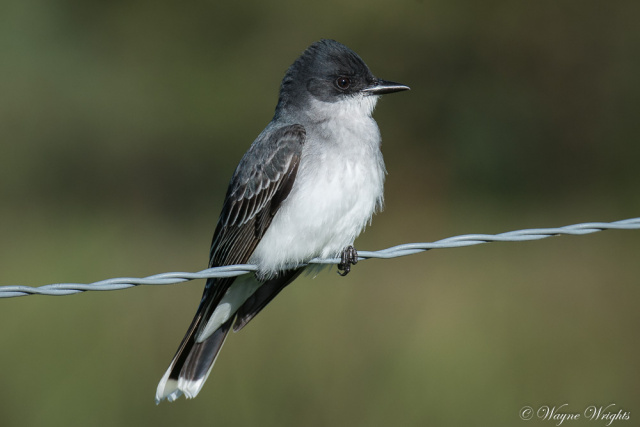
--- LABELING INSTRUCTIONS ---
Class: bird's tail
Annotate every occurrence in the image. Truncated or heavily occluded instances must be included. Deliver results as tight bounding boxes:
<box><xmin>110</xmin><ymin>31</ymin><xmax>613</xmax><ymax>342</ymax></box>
<box><xmin>155</xmin><ymin>277</ymin><xmax>236</xmax><ymax>404</ymax></box>
<box><xmin>155</xmin><ymin>313</ymin><xmax>233</xmax><ymax>404</ymax></box>
<box><xmin>155</xmin><ymin>270</ymin><xmax>302</xmax><ymax>403</ymax></box>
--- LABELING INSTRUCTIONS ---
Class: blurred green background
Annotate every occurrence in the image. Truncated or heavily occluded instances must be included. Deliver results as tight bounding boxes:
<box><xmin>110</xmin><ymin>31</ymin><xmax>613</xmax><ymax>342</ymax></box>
<box><xmin>1</xmin><ymin>0</ymin><xmax>639</xmax><ymax>426</ymax></box>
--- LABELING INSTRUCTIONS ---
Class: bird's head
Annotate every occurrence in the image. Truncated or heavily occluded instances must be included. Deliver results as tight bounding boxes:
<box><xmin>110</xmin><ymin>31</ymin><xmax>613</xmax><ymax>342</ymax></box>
<box><xmin>275</xmin><ymin>39</ymin><xmax>409</xmax><ymax>120</ymax></box>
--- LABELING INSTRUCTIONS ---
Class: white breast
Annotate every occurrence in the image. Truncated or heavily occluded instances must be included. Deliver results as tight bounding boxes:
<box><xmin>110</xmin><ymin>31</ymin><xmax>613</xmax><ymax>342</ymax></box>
<box><xmin>249</xmin><ymin>95</ymin><xmax>386</xmax><ymax>277</ymax></box>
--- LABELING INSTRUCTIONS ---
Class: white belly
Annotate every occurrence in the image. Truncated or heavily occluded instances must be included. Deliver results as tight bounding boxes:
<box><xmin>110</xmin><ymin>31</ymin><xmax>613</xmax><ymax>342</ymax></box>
<box><xmin>250</xmin><ymin>123</ymin><xmax>386</xmax><ymax>277</ymax></box>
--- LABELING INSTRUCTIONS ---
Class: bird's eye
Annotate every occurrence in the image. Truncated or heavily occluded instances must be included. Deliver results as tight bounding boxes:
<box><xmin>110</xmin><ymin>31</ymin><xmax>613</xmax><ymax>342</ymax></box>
<box><xmin>335</xmin><ymin>77</ymin><xmax>351</xmax><ymax>90</ymax></box>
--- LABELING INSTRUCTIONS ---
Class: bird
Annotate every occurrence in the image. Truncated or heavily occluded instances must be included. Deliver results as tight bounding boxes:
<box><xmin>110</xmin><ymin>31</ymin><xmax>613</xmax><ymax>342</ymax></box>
<box><xmin>155</xmin><ymin>39</ymin><xmax>409</xmax><ymax>403</ymax></box>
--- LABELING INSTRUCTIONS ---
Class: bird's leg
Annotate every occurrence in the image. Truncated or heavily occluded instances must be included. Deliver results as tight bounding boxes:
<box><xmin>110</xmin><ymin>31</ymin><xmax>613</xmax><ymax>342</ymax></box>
<box><xmin>337</xmin><ymin>246</ymin><xmax>358</xmax><ymax>276</ymax></box>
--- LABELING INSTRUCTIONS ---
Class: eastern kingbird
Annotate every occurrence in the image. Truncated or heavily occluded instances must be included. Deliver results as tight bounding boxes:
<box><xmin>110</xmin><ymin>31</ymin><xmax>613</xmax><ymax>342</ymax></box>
<box><xmin>156</xmin><ymin>39</ymin><xmax>409</xmax><ymax>403</ymax></box>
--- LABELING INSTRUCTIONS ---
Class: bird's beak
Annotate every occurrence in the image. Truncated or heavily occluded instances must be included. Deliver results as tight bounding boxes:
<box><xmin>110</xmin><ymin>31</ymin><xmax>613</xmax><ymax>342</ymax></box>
<box><xmin>363</xmin><ymin>79</ymin><xmax>410</xmax><ymax>95</ymax></box>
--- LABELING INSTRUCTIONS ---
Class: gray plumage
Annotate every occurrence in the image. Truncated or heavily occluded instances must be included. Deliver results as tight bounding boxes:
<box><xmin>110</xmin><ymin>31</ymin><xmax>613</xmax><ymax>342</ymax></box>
<box><xmin>156</xmin><ymin>39</ymin><xmax>409</xmax><ymax>403</ymax></box>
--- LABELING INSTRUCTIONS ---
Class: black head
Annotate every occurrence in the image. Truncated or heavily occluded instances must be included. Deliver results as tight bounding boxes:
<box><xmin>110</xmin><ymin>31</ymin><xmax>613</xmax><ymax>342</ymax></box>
<box><xmin>275</xmin><ymin>39</ymin><xmax>409</xmax><ymax>114</ymax></box>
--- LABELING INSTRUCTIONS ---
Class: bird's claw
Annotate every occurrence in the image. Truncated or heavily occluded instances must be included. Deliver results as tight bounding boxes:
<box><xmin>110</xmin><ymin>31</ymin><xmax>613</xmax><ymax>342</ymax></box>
<box><xmin>337</xmin><ymin>246</ymin><xmax>358</xmax><ymax>276</ymax></box>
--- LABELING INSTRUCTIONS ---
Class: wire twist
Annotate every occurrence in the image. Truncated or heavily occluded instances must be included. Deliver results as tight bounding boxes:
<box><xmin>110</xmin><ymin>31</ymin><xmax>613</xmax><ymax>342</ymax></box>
<box><xmin>1</xmin><ymin>217</ymin><xmax>638</xmax><ymax>298</ymax></box>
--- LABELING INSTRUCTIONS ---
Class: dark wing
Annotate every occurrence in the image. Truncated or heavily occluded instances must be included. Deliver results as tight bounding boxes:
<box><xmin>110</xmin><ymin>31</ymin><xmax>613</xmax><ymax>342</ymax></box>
<box><xmin>209</xmin><ymin>123</ymin><xmax>306</xmax><ymax>270</ymax></box>
<box><xmin>232</xmin><ymin>268</ymin><xmax>304</xmax><ymax>331</ymax></box>
<box><xmin>198</xmin><ymin>123</ymin><xmax>305</xmax><ymax>329</ymax></box>
<box><xmin>160</xmin><ymin>124</ymin><xmax>305</xmax><ymax>389</ymax></box>
<box><xmin>206</xmin><ymin>123</ymin><xmax>306</xmax><ymax>332</ymax></box>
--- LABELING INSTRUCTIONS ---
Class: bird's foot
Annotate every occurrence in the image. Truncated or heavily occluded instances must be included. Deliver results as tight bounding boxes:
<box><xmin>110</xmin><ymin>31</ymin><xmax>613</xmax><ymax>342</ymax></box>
<box><xmin>337</xmin><ymin>246</ymin><xmax>358</xmax><ymax>276</ymax></box>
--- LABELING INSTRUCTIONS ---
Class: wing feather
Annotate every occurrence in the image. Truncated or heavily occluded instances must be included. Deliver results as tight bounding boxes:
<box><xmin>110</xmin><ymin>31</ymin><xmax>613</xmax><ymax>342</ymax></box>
<box><xmin>159</xmin><ymin>124</ymin><xmax>306</xmax><ymax>398</ymax></box>
<box><xmin>204</xmin><ymin>124</ymin><xmax>305</xmax><ymax>309</ymax></box>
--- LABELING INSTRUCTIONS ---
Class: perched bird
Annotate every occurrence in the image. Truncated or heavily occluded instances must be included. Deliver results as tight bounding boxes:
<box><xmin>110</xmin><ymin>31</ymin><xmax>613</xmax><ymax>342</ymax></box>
<box><xmin>156</xmin><ymin>39</ymin><xmax>409</xmax><ymax>403</ymax></box>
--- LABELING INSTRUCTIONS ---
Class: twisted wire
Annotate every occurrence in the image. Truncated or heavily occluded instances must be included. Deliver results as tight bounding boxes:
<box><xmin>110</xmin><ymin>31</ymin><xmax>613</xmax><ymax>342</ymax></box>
<box><xmin>1</xmin><ymin>217</ymin><xmax>638</xmax><ymax>298</ymax></box>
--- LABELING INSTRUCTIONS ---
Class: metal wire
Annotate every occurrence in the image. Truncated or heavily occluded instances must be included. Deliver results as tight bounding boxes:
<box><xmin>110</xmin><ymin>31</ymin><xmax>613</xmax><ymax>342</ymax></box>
<box><xmin>1</xmin><ymin>217</ymin><xmax>638</xmax><ymax>298</ymax></box>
